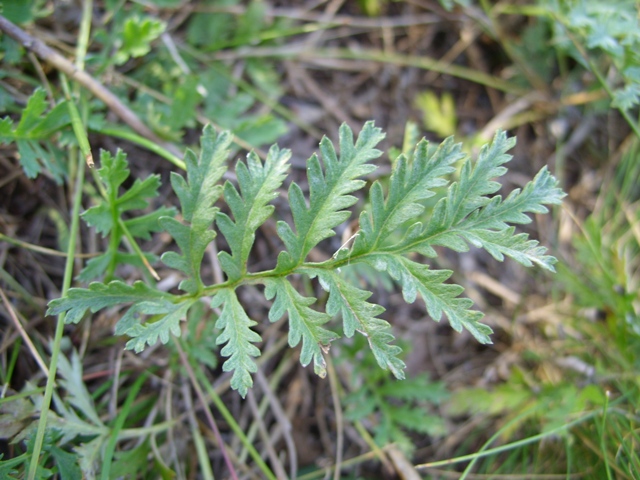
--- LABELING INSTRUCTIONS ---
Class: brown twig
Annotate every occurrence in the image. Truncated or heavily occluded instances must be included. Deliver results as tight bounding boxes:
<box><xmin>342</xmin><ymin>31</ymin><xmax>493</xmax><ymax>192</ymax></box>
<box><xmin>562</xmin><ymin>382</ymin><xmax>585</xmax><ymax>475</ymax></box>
<box><xmin>0</xmin><ymin>14</ymin><xmax>182</xmax><ymax>159</ymax></box>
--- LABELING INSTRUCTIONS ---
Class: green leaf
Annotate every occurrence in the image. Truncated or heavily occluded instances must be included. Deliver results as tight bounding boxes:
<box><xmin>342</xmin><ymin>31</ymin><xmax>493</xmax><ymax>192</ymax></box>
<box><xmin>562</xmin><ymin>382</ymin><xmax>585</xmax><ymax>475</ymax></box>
<box><xmin>56</xmin><ymin>350</ymin><xmax>103</xmax><ymax>428</ymax></box>
<box><xmin>313</xmin><ymin>269</ymin><xmax>406</xmax><ymax>379</ymax></box>
<box><xmin>160</xmin><ymin>125</ymin><xmax>232</xmax><ymax>293</ymax></box>
<box><xmin>365</xmin><ymin>254</ymin><xmax>492</xmax><ymax>344</ymax></box>
<box><xmin>460</xmin><ymin>227</ymin><xmax>559</xmax><ymax>271</ymax></box>
<box><xmin>47</xmin><ymin>280</ymin><xmax>172</xmax><ymax>324</ymax></box>
<box><xmin>211</xmin><ymin>289</ymin><xmax>262</xmax><ymax>397</ymax></box>
<box><xmin>0</xmin><ymin>88</ymin><xmax>71</xmax><ymax>181</ymax></box>
<box><xmin>49</xmin><ymin>446</ymin><xmax>82</xmax><ymax>480</ymax></box>
<box><xmin>464</xmin><ymin>166</ymin><xmax>565</xmax><ymax>230</ymax></box>
<box><xmin>118</xmin><ymin>300</ymin><xmax>195</xmax><ymax>352</ymax></box>
<box><xmin>115</xmin><ymin>16</ymin><xmax>166</xmax><ymax>65</ymax></box>
<box><xmin>76</xmin><ymin>251</ymin><xmax>158</xmax><ymax>282</ymax></box>
<box><xmin>16</xmin><ymin>139</ymin><xmax>45</xmax><ymax>179</ymax></box>
<box><xmin>353</xmin><ymin>135</ymin><xmax>462</xmax><ymax>254</ymax></box>
<box><xmin>275</xmin><ymin>121</ymin><xmax>385</xmax><ymax>270</ymax></box>
<box><xmin>217</xmin><ymin>145</ymin><xmax>291</xmax><ymax>281</ymax></box>
<box><xmin>612</xmin><ymin>84</ymin><xmax>640</xmax><ymax>110</ymax></box>
<box><xmin>15</xmin><ymin>88</ymin><xmax>49</xmax><ymax>135</ymax></box>
<box><xmin>265</xmin><ymin>277</ymin><xmax>338</xmax><ymax>377</ymax></box>
<box><xmin>410</xmin><ymin>165</ymin><xmax>565</xmax><ymax>270</ymax></box>
<box><xmin>82</xmin><ymin>149</ymin><xmax>164</xmax><ymax>236</ymax></box>
<box><xmin>441</xmin><ymin>129</ymin><xmax>514</xmax><ymax>226</ymax></box>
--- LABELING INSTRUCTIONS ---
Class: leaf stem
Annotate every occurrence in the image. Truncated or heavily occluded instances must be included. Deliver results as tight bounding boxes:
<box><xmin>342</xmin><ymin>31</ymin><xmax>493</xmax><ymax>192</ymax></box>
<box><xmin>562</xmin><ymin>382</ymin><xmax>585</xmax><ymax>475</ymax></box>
<box><xmin>95</xmin><ymin>126</ymin><xmax>185</xmax><ymax>170</ymax></box>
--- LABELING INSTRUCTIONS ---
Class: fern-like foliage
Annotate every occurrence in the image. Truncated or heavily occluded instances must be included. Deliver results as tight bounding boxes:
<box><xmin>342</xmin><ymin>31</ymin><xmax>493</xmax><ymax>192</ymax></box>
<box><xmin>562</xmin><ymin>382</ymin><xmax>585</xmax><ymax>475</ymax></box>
<box><xmin>80</xmin><ymin>149</ymin><xmax>176</xmax><ymax>281</ymax></box>
<box><xmin>159</xmin><ymin>125</ymin><xmax>231</xmax><ymax>294</ymax></box>
<box><xmin>275</xmin><ymin>122</ymin><xmax>384</xmax><ymax>271</ymax></box>
<box><xmin>47</xmin><ymin>123</ymin><xmax>565</xmax><ymax>397</ymax></box>
<box><xmin>217</xmin><ymin>145</ymin><xmax>291</xmax><ymax>281</ymax></box>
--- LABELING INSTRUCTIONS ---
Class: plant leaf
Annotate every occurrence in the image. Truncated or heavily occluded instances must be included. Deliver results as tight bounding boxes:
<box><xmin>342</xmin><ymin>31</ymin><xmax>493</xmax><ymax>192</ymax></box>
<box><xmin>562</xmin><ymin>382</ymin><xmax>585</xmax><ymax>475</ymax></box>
<box><xmin>428</xmin><ymin>129</ymin><xmax>515</xmax><ymax>231</ymax></box>
<box><xmin>160</xmin><ymin>125</ymin><xmax>232</xmax><ymax>293</ymax></box>
<box><xmin>318</xmin><ymin>272</ymin><xmax>406</xmax><ymax>380</ymax></box>
<box><xmin>47</xmin><ymin>280</ymin><xmax>172</xmax><ymax>324</ymax></box>
<box><xmin>275</xmin><ymin>121</ymin><xmax>385</xmax><ymax>271</ymax></box>
<box><xmin>364</xmin><ymin>254</ymin><xmax>492</xmax><ymax>344</ymax></box>
<box><xmin>217</xmin><ymin>145</ymin><xmax>290</xmax><ymax>281</ymax></box>
<box><xmin>353</xmin><ymin>135</ymin><xmax>461</xmax><ymax>254</ymax></box>
<box><xmin>82</xmin><ymin>149</ymin><xmax>166</xmax><ymax>237</ymax></box>
<box><xmin>313</xmin><ymin>269</ymin><xmax>406</xmax><ymax>379</ymax></box>
<box><xmin>264</xmin><ymin>277</ymin><xmax>338</xmax><ymax>377</ymax></box>
<box><xmin>56</xmin><ymin>350</ymin><xmax>104</xmax><ymax>428</ymax></box>
<box><xmin>120</xmin><ymin>300</ymin><xmax>195</xmax><ymax>352</ymax></box>
<box><xmin>211</xmin><ymin>289</ymin><xmax>262</xmax><ymax>397</ymax></box>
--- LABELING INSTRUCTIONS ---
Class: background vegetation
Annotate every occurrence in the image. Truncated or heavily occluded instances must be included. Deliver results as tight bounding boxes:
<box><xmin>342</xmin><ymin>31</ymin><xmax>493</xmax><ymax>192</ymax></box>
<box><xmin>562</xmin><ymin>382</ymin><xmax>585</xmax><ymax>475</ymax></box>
<box><xmin>0</xmin><ymin>0</ymin><xmax>638</xmax><ymax>478</ymax></box>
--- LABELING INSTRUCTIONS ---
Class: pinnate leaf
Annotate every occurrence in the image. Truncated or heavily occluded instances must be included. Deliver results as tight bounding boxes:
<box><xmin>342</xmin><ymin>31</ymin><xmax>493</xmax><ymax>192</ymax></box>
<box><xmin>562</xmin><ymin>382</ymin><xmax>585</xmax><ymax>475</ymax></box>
<box><xmin>217</xmin><ymin>145</ymin><xmax>291</xmax><ymax>281</ymax></box>
<box><xmin>47</xmin><ymin>281</ymin><xmax>171</xmax><ymax>324</ymax></box>
<box><xmin>211</xmin><ymin>289</ymin><xmax>262</xmax><ymax>397</ymax></box>
<box><xmin>82</xmin><ymin>149</ymin><xmax>167</xmax><ymax>236</ymax></box>
<box><xmin>364</xmin><ymin>254</ymin><xmax>492</xmax><ymax>344</ymax></box>
<box><xmin>314</xmin><ymin>269</ymin><xmax>406</xmax><ymax>379</ymax></box>
<box><xmin>46</xmin><ymin>122</ymin><xmax>565</xmax><ymax>397</ymax></box>
<box><xmin>353</xmin><ymin>135</ymin><xmax>462</xmax><ymax>254</ymax></box>
<box><xmin>276</xmin><ymin>121</ymin><xmax>384</xmax><ymax>270</ymax></box>
<box><xmin>265</xmin><ymin>277</ymin><xmax>338</xmax><ymax>377</ymax></box>
<box><xmin>160</xmin><ymin>125</ymin><xmax>232</xmax><ymax>293</ymax></box>
<box><xmin>117</xmin><ymin>300</ymin><xmax>195</xmax><ymax>352</ymax></box>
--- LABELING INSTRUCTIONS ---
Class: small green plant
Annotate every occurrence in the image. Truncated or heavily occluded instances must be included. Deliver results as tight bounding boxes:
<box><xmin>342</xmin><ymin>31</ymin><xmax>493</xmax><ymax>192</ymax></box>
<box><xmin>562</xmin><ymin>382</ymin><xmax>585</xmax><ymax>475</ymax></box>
<box><xmin>79</xmin><ymin>149</ymin><xmax>177</xmax><ymax>282</ymax></box>
<box><xmin>0</xmin><ymin>347</ymin><xmax>172</xmax><ymax>477</ymax></box>
<box><xmin>47</xmin><ymin>121</ymin><xmax>565</xmax><ymax>397</ymax></box>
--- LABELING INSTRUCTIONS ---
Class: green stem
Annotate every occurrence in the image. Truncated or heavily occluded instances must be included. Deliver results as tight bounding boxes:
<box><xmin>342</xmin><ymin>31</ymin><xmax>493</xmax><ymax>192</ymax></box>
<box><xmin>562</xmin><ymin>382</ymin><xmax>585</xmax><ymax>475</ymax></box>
<box><xmin>95</xmin><ymin>126</ymin><xmax>185</xmax><ymax>170</ymax></box>
<box><xmin>27</xmin><ymin>3</ymin><xmax>93</xmax><ymax>473</ymax></box>
<box><xmin>119</xmin><ymin>218</ymin><xmax>160</xmax><ymax>281</ymax></box>
<box><xmin>600</xmin><ymin>391</ymin><xmax>613</xmax><ymax>480</ymax></box>
<box><xmin>27</xmin><ymin>148</ymin><xmax>86</xmax><ymax>480</ymax></box>
<box><xmin>459</xmin><ymin>404</ymin><xmax>543</xmax><ymax>479</ymax></box>
<box><xmin>61</xmin><ymin>76</ymin><xmax>94</xmax><ymax>168</ymax></box>
<box><xmin>416</xmin><ymin>408</ymin><xmax>602</xmax><ymax>470</ymax></box>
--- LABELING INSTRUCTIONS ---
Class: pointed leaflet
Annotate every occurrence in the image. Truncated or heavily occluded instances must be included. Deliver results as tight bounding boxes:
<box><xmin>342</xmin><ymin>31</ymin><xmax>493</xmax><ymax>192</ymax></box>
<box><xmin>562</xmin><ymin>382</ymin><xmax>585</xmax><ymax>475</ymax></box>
<box><xmin>352</xmin><ymin>136</ymin><xmax>462</xmax><ymax>255</ymax></box>
<box><xmin>276</xmin><ymin>122</ymin><xmax>384</xmax><ymax>270</ymax></box>
<box><xmin>115</xmin><ymin>300</ymin><xmax>195</xmax><ymax>352</ymax></box>
<box><xmin>311</xmin><ymin>269</ymin><xmax>406</xmax><ymax>379</ymax></box>
<box><xmin>364</xmin><ymin>254</ymin><xmax>492</xmax><ymax>343</ymax></box>
<box><xmin>463</xmin><ymin>167</ymin><xmax>566</xmax><ymax>231</ymax></box>
<box><xmin>217</xmin><ymin>145</ymin><xmax>291</xmax><ymax>281</ymax></box>
<box><xmin>56</xmin><ymin>350</ymin><xmax>104</xmax><ymax>428</ymax></box>
<box><xmin>47</xmin><ymin>281</ymin><xmax>173</xmax><ymax>324</ymax></box>
<box><xmin>461</xmin><ymin>227</ymin><xmax>559</xmax><ymax>271</ymax></box>
<box><xmin>264</xmin><ymin>277</ymin><xmax>338</xmax><ymax>377</ymax></box>
<box><xmin>160</xmin><ymin>126</ymin><xmax>232</xmax><ymax>293</ymax></box>
<box><xmin>402</xmin><ymin>159</ymin><xmax>564</xmax><ymax>269</ymax></box>
<box><xmin>0</xmin><ymin>88</ymin><xmax>71</xmax><ymax>141</ymax></box>
<box><xmin>211</xmin><ymin>289</ymin><xmax>262</xmax><ymax>397</ymax></box>
<box><xmin>421</xmin><ymin>129</ymin><xmax>515</xmax><ymax>241</ymax></box>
